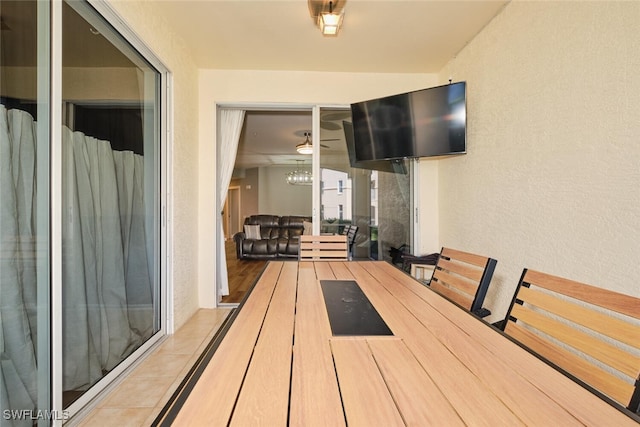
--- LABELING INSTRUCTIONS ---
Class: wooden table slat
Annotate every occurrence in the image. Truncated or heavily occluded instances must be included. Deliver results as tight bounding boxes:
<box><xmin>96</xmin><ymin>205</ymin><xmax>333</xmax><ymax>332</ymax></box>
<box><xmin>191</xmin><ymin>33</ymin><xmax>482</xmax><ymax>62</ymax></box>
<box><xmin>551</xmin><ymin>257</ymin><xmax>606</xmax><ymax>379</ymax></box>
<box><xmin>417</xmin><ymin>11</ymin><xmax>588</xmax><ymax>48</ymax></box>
<box><xmin>330</xmin><ymin>339</ymin><xmax>405</xmax><ymax>427</ymax></box>
<box><xmin>289</xmin><ymin>261</ymin><xmax>346</xmax><ymax>427</ymax></box>
<box><xmin>230</xmin><ymin>261</ymin><xmax>298</xmax><ymax>426</ymax></box>
<box><xmin>172</xmin><ymin>262</ymin><xmax>284</xmax><ymax>426</ymax></box>
<box><xmin>310</xmin><ymin>260</ymin><xmax>337</xmax><ymax>280</ymax></box>
<box><xmin>367</xmin><ymin>338</ymin><xmax>466</xmax><ymax>426</ymax></box>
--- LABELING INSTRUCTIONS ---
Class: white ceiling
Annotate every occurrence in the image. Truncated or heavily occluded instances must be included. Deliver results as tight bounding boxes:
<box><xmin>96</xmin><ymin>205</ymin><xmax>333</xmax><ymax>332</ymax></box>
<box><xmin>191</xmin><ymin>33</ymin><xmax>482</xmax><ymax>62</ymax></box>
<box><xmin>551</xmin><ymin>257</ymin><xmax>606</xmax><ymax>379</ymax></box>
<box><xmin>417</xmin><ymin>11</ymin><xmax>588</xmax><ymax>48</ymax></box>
<box><xmin>151</xmin><ymin>0</ymin><xmax>509</xmax><ymax>169</ymax></box>
<box><xmin>153</xmin><ymin>0</ymin><xmax>508</xmax><ymax>73</ymax></box>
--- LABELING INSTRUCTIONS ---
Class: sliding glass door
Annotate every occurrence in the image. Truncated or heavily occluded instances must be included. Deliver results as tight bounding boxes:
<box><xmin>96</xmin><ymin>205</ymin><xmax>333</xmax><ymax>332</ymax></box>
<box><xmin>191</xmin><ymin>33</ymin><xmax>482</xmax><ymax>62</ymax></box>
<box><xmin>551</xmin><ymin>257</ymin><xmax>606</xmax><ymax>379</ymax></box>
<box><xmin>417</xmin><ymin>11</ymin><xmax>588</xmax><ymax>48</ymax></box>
<box><xmin>60</xmin><ymin>0</ymin><xmax>162</xmax><ymax>410</ymax></box>
<box><xmin>1</xmin><ymin>0</ymin><xmax>165</xmax><ymax>421</ymax></box>
<box><xmin>318</xmin><ymin>107</ymin><xmax>414</xmax><ymax>261</ymax></box>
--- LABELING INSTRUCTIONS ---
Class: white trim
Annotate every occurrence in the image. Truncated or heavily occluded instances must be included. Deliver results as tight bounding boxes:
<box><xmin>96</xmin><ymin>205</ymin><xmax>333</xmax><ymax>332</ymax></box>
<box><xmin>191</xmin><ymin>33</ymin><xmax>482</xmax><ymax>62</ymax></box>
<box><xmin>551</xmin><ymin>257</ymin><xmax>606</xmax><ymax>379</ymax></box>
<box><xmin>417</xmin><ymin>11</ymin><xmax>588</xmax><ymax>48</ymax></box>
<box><xmin>411</xmin><ymin>159</ymin><xmax>420</xmax><ymax>254</ymax></box>
<box><xmin>50</xmin><ymin>1</ymin><xmax>63</xmax><ymax>424</ymax></box>
<box><xmin>163</xmin><ymin>72</ymin><xmax>175</xmax><ymax>334</ymax></box>
<box><xmin>217</xmin><ymin>102</ymin><xmax>315</xmax><ymax>111</ymax></box>
<box><xmin>312</xmin><ymin>106</ymin><xmax>321</xmax><ymax>234</ymax></box>
<box><xmin>35</xmin><ymin>0</ymin><xmax>52</xmax><ymax>419</ymax></box>
<box><xmin>88</xmin><ymin>0</ymin><xmax>170</xmax><ymax>74</ymax></box>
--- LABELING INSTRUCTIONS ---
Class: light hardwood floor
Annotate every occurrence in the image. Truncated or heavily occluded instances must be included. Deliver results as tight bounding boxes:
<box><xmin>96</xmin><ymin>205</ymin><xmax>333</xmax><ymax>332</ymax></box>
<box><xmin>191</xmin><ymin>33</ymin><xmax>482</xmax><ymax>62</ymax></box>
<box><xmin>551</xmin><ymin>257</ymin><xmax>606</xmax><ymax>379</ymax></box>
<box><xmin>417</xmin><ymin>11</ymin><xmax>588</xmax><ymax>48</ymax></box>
<box><xmin>221</xmin><ymin>240</ymin><xmax>267</xmax><ymax>304</ymax></box>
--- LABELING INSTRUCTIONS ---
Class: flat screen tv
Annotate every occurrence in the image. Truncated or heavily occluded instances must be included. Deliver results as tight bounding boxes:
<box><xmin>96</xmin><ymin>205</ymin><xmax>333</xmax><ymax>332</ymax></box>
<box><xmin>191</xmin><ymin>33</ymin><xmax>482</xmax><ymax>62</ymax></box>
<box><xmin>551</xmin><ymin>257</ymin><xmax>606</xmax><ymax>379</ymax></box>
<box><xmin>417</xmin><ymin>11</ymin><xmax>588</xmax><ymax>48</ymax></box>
<box><xmin>350</xmin><ymin>82</ymin><xmax>466</xmax><ymax>162</ymax></box>
<box><xmin>343</xmin><ymin>121</ymin><xmax>407</xmax><ymax>174</ymax></box>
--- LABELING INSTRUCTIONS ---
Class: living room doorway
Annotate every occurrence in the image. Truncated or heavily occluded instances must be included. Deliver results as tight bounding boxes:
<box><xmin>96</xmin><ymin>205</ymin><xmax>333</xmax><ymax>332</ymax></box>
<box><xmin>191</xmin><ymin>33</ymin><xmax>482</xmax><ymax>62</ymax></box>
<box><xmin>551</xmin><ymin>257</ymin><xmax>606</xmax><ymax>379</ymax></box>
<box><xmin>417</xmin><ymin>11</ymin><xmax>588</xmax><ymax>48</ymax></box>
<box><xmin>217</xmin><ymin>105</ymin><xmax>418</xmax><ymax>305</ymax></box>
<box><xmin>223</xmin><ymin>186</ymin><xmax>242</xmax><ymax>240</ymax></box>
<box><xmin>218</xmin><ymin>106</ymin><xmax>314</xmax><ymax>304</ymax></box>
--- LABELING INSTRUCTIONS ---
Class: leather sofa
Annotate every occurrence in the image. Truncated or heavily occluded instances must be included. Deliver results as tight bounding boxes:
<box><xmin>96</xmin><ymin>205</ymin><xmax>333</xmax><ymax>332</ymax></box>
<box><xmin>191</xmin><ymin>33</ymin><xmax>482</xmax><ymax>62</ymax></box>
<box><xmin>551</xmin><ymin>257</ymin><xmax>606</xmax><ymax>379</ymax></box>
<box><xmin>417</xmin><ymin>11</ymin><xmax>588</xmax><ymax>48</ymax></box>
<box><xmin>233</xmin><ymin>215</ymin><xmax>311</xmax><ymax>260</ymax></box>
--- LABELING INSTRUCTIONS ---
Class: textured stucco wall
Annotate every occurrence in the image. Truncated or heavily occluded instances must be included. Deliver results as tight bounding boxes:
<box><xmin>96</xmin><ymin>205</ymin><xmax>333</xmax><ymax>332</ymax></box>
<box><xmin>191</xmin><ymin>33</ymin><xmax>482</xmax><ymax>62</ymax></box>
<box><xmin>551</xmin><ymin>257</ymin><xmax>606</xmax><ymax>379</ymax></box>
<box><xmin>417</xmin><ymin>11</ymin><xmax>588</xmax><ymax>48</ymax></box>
<box><xmin>108</xmin><ymin>0</ymin><xmax>200</xmax><ymax>330</ymax></box>
<box><xmin>437</xmin><ymin>1</ymin><xmax>640</xmax><ymax>322</ymax></box>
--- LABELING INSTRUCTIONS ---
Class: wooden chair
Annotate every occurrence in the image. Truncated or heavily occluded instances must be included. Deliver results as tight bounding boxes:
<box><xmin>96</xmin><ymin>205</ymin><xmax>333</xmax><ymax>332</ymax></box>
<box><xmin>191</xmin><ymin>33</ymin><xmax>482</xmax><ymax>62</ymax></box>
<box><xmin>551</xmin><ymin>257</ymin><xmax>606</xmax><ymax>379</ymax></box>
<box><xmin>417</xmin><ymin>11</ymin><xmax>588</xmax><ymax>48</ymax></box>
<box><xmin>429</xmin><ymin>247</ymin><xmax>497</xmax><ymax>317</ymax></box>
<box><xmin>501</xmin><ymin>269</ymin><xmax>640</xmax><ymax>413</ymax></box>
<box><xmin>298</xmin><ymin>235</ymin><xmax>348</xmax><ymax>261</ymax></box>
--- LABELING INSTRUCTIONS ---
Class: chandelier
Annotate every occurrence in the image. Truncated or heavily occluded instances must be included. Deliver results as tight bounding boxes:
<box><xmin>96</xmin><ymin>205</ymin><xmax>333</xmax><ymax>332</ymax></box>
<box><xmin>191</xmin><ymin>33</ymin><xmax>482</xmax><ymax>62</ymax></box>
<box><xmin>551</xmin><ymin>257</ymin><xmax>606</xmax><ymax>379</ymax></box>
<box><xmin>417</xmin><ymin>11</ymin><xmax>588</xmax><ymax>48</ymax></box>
<box><xmin>286</xmin><ymin>161</ymin><xmax>313</xmax><ymax>185</ymax></box>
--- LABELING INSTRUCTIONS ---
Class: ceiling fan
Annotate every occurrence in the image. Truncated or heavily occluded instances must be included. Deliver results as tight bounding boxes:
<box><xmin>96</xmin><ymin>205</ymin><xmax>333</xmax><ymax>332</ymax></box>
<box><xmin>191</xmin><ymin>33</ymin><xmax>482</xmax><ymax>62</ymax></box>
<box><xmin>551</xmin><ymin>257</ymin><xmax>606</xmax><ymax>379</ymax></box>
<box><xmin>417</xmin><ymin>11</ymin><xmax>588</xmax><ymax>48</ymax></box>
<box><xmin>320</xmin><ymin>110</ymin><xmax>351</xmax><ymax>130</ymax></box>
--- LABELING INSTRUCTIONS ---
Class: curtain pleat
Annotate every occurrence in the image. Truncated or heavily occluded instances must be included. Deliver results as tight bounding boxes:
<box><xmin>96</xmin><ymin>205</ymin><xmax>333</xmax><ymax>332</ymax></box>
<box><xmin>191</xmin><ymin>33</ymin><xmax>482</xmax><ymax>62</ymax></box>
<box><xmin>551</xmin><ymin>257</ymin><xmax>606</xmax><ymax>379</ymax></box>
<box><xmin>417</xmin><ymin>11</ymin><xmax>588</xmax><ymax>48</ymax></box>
<box><xmin>1</xmin><ymin>105</ymin><xmax>153</xmax><ymax>399</ymax></box>
<box><xmin>114</xmin><ymin>150</ymin><xmax>153</xmax><ymax>340</ymax></box>
<box><xmin>0</xmin><ymin>105</ymin><xmax>38</xmax><ymax>425</ymax></box>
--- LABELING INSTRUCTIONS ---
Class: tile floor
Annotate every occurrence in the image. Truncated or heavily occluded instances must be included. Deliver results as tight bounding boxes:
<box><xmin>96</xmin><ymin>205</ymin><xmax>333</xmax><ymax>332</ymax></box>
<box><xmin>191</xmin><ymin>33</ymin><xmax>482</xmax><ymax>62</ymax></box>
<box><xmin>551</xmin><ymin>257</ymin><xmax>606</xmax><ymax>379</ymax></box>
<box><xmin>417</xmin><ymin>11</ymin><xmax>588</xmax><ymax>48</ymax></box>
<box><xmin>75</xmin><ymin>308</ymin><xmax>233</xmax><ymax>426</ymax></box>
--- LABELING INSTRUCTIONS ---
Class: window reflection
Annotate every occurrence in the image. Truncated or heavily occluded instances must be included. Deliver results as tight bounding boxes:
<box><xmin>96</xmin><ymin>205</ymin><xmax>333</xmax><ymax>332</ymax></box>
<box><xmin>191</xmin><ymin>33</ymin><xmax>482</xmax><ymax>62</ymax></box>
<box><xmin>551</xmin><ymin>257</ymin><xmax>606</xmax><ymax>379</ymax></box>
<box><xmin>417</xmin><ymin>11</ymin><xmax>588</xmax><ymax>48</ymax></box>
<box><xmin>60</xmin><ymin>0</ymin><xmax>160</xmax><ymax>408</ymax></box>
<box><xmin>0</xmin><ymin>0</ymin><xmax>47</xmax><ymax>419</ymax></box>
<box><xmin>319</xmin><ymin>108</ymin><xmax>412</xmax><ymax>261</ymax></box>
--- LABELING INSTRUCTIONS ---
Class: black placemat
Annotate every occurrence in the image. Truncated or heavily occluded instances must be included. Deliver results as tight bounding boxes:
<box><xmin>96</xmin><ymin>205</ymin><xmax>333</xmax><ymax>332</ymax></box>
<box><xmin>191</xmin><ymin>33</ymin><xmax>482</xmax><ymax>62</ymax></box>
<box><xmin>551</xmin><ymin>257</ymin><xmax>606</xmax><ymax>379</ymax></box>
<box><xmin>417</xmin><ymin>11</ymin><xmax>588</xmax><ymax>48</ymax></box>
<box><xmin>320</xmin><ymin>280</ymin><xmax>393</xmax><ymax>336</ymax></box>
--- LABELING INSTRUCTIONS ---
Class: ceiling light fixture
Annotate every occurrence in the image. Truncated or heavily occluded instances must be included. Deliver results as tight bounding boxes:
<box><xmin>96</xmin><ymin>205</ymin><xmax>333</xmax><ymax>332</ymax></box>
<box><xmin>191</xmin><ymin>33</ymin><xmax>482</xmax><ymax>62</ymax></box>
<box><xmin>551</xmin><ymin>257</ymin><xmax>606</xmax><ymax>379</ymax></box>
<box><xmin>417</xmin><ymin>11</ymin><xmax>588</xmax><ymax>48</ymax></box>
<box><xmin>319</xmin><ymin>1</ymin><xmax>344</xmax><ymax>36</ymax></box>
<box><xmin>296</xmin><ymin>132</ymin><xmax>314</xmax><ymax>154</ymax></box>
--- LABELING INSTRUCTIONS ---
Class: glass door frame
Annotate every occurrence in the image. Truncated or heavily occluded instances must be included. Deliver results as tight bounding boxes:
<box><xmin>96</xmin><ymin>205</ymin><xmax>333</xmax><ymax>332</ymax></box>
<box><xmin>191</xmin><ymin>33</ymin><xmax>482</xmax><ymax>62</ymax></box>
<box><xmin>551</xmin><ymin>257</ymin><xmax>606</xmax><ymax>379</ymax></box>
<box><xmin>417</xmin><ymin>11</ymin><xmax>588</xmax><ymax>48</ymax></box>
<box><xmin>50</xmin><ymin>0</ymin><xmax>172</xmax><ymax>422</ymax></box>
<box><xmin>313</xmin><ymin>105</ymin><xmax>419</xmax><ymax>254</ymax></box>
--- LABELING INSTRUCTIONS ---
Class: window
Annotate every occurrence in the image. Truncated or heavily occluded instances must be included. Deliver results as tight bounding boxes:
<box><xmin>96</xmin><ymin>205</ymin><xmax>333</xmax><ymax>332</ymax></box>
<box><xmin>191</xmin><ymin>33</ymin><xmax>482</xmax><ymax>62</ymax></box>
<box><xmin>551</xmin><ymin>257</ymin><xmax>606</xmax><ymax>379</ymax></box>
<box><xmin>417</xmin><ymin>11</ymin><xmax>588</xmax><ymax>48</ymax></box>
<box><xmin>60</xmin><ymin>0</ymin><xmax>164</xmax><ymax>411</ymax></box>
<box><xmin>0</xmin><ymin>0</ymin><xmax>167</xmax><ymax>419</ymax></box>
<box><xmin>319</xmin><ymin>108</ymin><xmax>413</xmax><ymax>261</ymax></box>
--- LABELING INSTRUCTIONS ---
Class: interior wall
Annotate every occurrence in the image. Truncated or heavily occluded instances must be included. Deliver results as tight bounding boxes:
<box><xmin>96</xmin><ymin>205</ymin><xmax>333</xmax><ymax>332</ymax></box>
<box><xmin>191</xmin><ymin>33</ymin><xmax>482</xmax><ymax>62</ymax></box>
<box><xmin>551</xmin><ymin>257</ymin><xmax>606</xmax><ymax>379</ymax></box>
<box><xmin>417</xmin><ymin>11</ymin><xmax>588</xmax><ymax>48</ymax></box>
<box><xmin>258</xmin><ymin>166</ymin><xmax>312</xmax><ymax>216</ymax></box>
<box><xmin>109</xmin><ymin>0</ymin><xmax>200</xmax><ymax>330</ymax></box>
<box><xmin>436</xmin><ymin>1</ymin><xmax>640</xmax><ymax>322</ymax></box>
<box><xmin>243</xmin><ymin>168</ymin><xmax>259</xmax><ymax>218</ymax></box>
<box><xmin>199</xmin><ymin>70</ymin><xmax>438</xmax><ymax>306</ymax></box>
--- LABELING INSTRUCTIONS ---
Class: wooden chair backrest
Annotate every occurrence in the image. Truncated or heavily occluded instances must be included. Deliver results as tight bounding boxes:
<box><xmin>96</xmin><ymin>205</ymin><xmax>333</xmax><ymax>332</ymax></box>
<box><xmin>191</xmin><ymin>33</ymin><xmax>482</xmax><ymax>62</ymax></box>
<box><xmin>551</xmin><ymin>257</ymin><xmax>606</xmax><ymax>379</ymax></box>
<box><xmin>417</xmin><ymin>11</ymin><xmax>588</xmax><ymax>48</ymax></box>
<box><xmin>503</xmin><ymin>269</ymin><xmax>640</xmax><ymax>411</ymax></box>
<box><xmin>429</xmin><ymin>247</ymin><xmax>497</xmax><ymax>313</ymax></box>
<box><xmin>299</xmin><ymin>235</ymin><xmax>348</xmax><ymax>261</ymax></box>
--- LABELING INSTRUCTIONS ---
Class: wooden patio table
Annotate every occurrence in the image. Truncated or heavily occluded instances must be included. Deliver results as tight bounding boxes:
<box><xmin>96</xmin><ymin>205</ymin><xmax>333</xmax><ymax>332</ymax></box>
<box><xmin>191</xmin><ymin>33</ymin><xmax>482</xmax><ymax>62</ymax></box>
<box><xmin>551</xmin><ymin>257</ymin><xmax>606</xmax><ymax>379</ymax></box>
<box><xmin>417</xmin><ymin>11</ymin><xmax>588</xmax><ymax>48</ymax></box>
<box><xmin>163</xmin><ymin>261</ymin><xmax>639</xmax><ymax>426</ymax></box>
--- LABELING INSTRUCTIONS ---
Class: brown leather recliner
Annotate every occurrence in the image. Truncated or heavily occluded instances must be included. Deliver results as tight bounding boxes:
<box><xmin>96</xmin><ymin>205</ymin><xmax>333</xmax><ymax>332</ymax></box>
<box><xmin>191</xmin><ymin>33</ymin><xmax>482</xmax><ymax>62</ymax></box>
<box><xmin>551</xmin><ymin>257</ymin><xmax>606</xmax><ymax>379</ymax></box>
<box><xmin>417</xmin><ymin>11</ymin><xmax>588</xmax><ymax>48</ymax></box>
<box><xmin>233</xmin><ymin>215</ymin><xmax>311</xmax><ymax>260</ymax></box>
